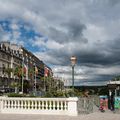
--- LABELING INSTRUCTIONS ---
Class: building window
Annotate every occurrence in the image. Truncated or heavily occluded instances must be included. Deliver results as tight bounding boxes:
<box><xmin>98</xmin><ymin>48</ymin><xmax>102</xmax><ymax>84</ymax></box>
<box><xmin>2</xmin><ymin>53</ymin><xmax>5</xmax><ymax>59</ymax></box>
<box><xmin>7</xmin><ymin>56</ymin><xmax>10</xmax><ymax>61</ymax></box>
<box><xmin>2</xmin><ymin>64</ymin><xmax>5</xmax><ymax>74</ymax></box>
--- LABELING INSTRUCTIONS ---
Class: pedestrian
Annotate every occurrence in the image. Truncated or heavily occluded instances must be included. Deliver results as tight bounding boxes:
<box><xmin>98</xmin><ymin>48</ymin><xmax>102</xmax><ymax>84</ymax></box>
<box><xmin>110</xmin><ymin>91</ymin><xmax>115</xmax><ymax>111</ymax></box>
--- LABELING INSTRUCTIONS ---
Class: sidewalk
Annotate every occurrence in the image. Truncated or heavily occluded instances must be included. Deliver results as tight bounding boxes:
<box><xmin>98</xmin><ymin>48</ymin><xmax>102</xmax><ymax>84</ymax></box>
<box><xmin>0</xmin><ymin>112</ymin><xmax>120</xmax><ymax>120</ymax></box>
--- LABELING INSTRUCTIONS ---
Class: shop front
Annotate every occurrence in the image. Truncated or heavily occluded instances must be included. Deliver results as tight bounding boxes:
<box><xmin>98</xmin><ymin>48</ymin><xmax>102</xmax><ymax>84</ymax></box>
<box><xmin>107</xmin><ymin>81</ymin><xmax>120</xmax><ymax>111</ymax></box>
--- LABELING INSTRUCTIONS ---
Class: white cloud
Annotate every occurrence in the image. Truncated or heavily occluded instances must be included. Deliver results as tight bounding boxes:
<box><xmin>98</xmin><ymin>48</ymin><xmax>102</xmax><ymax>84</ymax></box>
<box><xmin>83</xmin><ymin>24</ymin><xmax>108</xmax><ymax>42</ymax></box>
<box><xmin>10</xmin><ymin>23</ymin><xmax>19</xmax><ymax>30</ymax></box>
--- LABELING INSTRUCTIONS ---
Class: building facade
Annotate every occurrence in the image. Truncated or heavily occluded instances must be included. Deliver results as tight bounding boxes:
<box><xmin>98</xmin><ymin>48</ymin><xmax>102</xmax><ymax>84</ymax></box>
<box><xmin>0</xmin><ymin>41</ymin><xmax>52</xmax><ymax>93</ymax></box>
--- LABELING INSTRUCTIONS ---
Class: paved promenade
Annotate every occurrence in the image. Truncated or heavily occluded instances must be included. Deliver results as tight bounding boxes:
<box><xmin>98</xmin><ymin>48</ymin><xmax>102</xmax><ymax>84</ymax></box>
<box><xmin>0</xmin><ymin>112</ymin><xmax>120</xmax><ymax>120</ymax></box>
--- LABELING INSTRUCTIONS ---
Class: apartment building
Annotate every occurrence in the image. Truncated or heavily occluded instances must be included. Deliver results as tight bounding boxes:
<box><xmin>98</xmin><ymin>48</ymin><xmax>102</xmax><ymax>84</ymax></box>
<box><xmin>0</xmin><ymin>42</ymin><xmax>22</xmax><ymax>90</ymax></box>
<box><xmin>0</xmin><ymin>41</ymin><xmax>52</xmax><ymax>93</ymax></box>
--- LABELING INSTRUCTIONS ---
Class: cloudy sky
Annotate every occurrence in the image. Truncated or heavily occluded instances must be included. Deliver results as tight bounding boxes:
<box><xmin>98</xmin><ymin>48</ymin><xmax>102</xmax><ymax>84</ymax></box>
<box><xmin>0</xmin><ymin>0</ymin><xmax>120</xmax><ymax>86</ymax></box>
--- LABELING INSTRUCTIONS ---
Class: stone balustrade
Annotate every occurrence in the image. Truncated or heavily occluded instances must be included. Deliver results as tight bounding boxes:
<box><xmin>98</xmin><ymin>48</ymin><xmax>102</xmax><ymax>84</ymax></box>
<box><xmin>0</xmin><ymin>97</ymin><xmax>78</xmax><ymax>116</ymax></box>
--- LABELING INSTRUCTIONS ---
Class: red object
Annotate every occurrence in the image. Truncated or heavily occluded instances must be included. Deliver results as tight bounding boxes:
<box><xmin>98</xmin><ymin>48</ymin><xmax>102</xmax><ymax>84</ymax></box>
<box><xmin>100</xmin><ymin>98</ymin><xmax>108</xmax><ymax>110</ymax></box>
<box><xmin>22</xmin><ymin>64</ymin><xmax>27</xmax><ymax>74</ymax></box>
<box><xmin>44</xmin><ymin>67</ymin><xmax>49</xmax><ymax>77</ymax></box>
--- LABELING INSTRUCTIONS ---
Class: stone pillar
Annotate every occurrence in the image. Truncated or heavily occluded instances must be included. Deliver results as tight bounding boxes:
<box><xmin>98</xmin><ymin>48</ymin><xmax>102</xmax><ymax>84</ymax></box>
<box><xmin>67</xmin><ymin>97</ymin><xmax>78</xmax><ymax>116</ymax></box>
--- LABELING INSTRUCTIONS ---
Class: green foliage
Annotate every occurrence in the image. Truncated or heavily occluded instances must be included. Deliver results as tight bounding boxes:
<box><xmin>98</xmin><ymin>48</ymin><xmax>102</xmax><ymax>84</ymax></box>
<box><xmin>10</xmin><ymin>82</ymin><xmax>19</xmax><ymax>88</ymax></box>
<box><xmin>44</xmin><ymin>90</ymin><xmax>65</xmax><ymax>97</ymax></box>
<box><xmin>98</xmin><ymin>88</ymin><xmax>109</xmax><ymax>95</ymax></box>
<box><xmin>28</xmin><ymin>68</ymin><xmax>34</xmax><ymax>78</ymax></box>
<box><xmin>44</xmin><ymin>89</ymin><xmax>82</xmax><ymax>98</ymax></box>
<box><xmin>74</xmin><ymin>89</ymin><xmax>83</xmax><ymax>96</ymax></box>
<box><xmin>7</xmin><ymin>93</ymin><xmax>26</xmax><ymax>97</ymax></box>
<box><xmin>14</xmin><ymin>66</ymin><xmax>22</xmax><ymax>78</ymax></box>
<box><xmin>4</xmin><ymin>68</ymin><xmax>13</xmax><ymax>77</ymax></box>
<box><xmin>7</xmin><ymin>93</ymin><xmax>37</xmax><ymax>97</ymax></box>
<box><xmin>40</xmin><ymin>77</ymin><xmax>63</xmax><ymax>92</ymax></box>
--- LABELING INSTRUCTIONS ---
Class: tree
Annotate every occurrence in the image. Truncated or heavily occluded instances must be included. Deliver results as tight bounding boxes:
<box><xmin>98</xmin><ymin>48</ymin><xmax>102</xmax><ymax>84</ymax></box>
<box><xmin>14</xmin><ymin>66</ymin><xmax>22</xmax><ymax>78</ymax></box>
<box><xmin>5</xmin><ymin>67</ymin><xmax>13</xmax><ymax>78</ymax></box>
<box><xmin>40</xmin><ymin>76</ymin><xmax>65</xmax><ymax>97</ymax></box>
<box><xmin>14</xmin><ymin>66</ymin><xmax>24</xmax><ymax>93</ymax></box>
<box><xmin>28</xmin><ymin>68</ymin><xmax>34</xmax><ymax>79</ymax></box>
<box><xmin>10</xmin><ymin>81</ymin><xmax>19</xmax><ymax>93</ymax></box>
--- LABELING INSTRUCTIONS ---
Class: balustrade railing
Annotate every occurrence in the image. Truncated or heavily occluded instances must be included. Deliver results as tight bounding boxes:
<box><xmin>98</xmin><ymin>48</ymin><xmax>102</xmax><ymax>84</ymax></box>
<box><xmin>92</xmin><ymin>95</ymin><xmax>100</xmax><ymax>107</ymax></box>
<box><xmin>0</xmin><ymin>97</ymin><xmax>78</xmax><ymax>116</ymax></box>
<box><xmin>77</xmin><ymin>97</ymin><xmax>94</xmax><ymax>114</ymax></box>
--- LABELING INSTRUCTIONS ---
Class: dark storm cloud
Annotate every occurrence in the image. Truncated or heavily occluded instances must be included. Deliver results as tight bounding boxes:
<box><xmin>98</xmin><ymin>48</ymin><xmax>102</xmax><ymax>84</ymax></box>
<box><xmin>109</xmin><ymin>0</ymin><xmax>120</xmax><ymax>6</ymax></box>
<box><xmin>74</xmin><ymin>74</ymin><xmax>115</xmax><ymax>86</ymax></box>
<box><xmin>77</xmin><ymin>50</ymin><xmax>115</xmax><ymax>65</ymax></box>
<box><xmin>43</xmin><ymin>36</ymin><xmax>120</xmax><ymax>68</ymax></box>
<box><xmin>48</xmin><ymin>19</ymin><xmax>87</xmax><ymax>44</ymax></box>
<box><xmin>62</xmin><ymin>19</ymin><xmax>87</xmax><ymax>42</ymax></box>
<box><xmin>48</xmin><ymin>27</ymin><xmax>69</xmax><ymax>44</ymax></box>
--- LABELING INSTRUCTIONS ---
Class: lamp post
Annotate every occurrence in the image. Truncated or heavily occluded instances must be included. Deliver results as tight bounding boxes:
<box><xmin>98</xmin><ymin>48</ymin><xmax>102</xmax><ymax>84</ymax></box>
<box><xmin>70</xmin><ymin>56</ymin><xmax>77</xmax><ymax>94</ymax></box>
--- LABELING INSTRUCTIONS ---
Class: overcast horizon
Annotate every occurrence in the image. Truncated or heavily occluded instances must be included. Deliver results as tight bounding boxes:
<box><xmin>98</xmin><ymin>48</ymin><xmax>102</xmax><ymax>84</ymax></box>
<box><xmin>0</xmin><ymin>0</ymin><xmax>120</xmax><ymax>86</ymax></box>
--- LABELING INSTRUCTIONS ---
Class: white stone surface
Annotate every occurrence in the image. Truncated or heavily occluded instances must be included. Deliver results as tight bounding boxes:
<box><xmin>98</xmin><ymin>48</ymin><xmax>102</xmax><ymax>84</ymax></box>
<box><xmin>0</xmin><ymin>112</ymin><xmax>120</xmax><ymax>120</ymax></box>
<box><xmin>0</xmin><ymin>97</ymin><xmax>78</xmax><ymax>116</ymax></box>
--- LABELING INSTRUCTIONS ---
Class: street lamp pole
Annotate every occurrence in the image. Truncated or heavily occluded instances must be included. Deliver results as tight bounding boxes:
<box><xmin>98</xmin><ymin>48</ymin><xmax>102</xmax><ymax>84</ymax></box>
<box><xmin>72</xmin><ymin>65</ymin><xmax>74</xmax><ymax>91</ymax></box>
<box><xmin>70</xmin><ymin>56</ymin><xmax>77</xmax><ymax>94</ymax></box>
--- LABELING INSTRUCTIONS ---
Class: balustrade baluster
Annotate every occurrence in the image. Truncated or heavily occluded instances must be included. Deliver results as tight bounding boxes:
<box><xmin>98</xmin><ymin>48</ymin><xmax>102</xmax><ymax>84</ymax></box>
<box><xmin>59</xmin><ymin>101</ymin><xmax>61</xmax><ymax>110</ymax></box>
<box><xmin>28</xmin><ymin>100</ymin><xmax>30</xmax><ymax>109</ymax></box>
<box><xmin>60</xmin><ymin>101</ymin><xmax>64</xmax><ymax>110</ymax></box>
<box><xmin>13</xmin><ymin>100</ymin><xmax>15</xmax><ymax>108</ymax></box>
<box><xmin>49</xmin><ymin>101</ymin><xmax>52</xmax><ymax>110</ymax></box>
<box><xmin>7</xmin><ymin>100</ymin><xmax>9</xmax><ymax>108</ymax></box>
<box><xmin>35</xmin><ymin>100</ymin><xmax>37</xmax><ymax>109</ymax></box>
<box><xmin>21</xmin><ymin>100</ymin><xmax>23</xmax><ymax>109</ymax></box>
<box><xmin>57</xmin><ymin>101</ymin><xmax>59</xmax><ymax>110</ymax></box>
<box><xmin>33</xmin><ymin>100</ymin><xmax>35</xmax><ymax>109</ymax></box>
<box><xmin>4</xmin><ymin>100</ymin><xmax>7</xmax><ymax>109</ymax></box>
<box><xmin>8</xmin><ymin>100</ymin><xmax>10</xmax><ymax>109</ymax></box>
<box><xmin>61</xmin><ymin>101</ymin><xmax>64</xmax><ymax>110</ymax></box>
<box><xmin>44</xmin><ymin>101</ymin><xmax>46</xmax><ymax>110</ymax></box>
<box><xmin>11</xmin><ymin>100</ymin><xmax>14</xmax><ymax>109</ymax></box>
<box><xmin>53</xmin><ymin>101</ymin><xmax>55</xmax><ymax>110</ymax></box>
<box><xmin>40</xmin><ymin>101</ymin><xmax>42</xmax><ymax>109</ymax></box>
<box><xmin>14</xmin><ymin>100</ymin><xmax>17</xmax><ymax>109</ymax></box>
<box><xmin>18</xmin><ymin>100</ymin><xmax>20</xmax><ymax>109</ymax></box>
<box><xmin>55</xmin><ymin>101</ymin><xmax>57</xmax><ymax>110</ymax></box>
<box><xmin>31</xmin><ymin>100</ymin><xmax>34</xmax><ymax>109</ymax></box>
<box><xmin>38</xmin><ymin>101</ymin><xmax>41</xmax><ymax>109</ymax></box>
<box><xmin>16</xmin><ymin>100</ymin><xmax>18</xmax><ymax>109</ymax></box>
<box><xmin>64</xmin><ymin>101</ymin><xmax>67</xmax><ymax>110</ymax></box>
<box><xmin>45</xmin><ymin>101</ymin><xmax>48</xmax><ymax>110</ymax></box>
<box><xmin>24</xmin><ymin>100</ymin><xmax>27</xmax><ymax>109</ymax></box>
<box><xmin>47</xmin><ymin>101</ymin><xmax>49</xmax><ymax>110</ymax></box>
<box><xmin>41</xmin><ymin>100</ymin><xmax>44</xmax><ymax>110</ymax></box>
<box><xmin>46</xmin><ymin>100</ymin><xmax>48</xmax><ymax>110</ymax></box>
<box><xmin>51</xmin><ymin>101</ymin><xmax>53</xmax><ymax>110</ymax></box>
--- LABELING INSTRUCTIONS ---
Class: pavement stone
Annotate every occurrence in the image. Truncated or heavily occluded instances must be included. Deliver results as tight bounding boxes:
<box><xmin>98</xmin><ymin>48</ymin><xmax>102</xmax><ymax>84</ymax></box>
<box><xmin>0</xmin><ymin>112</ymin><xmax>120</xmax><ymax>120</ymax></box>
